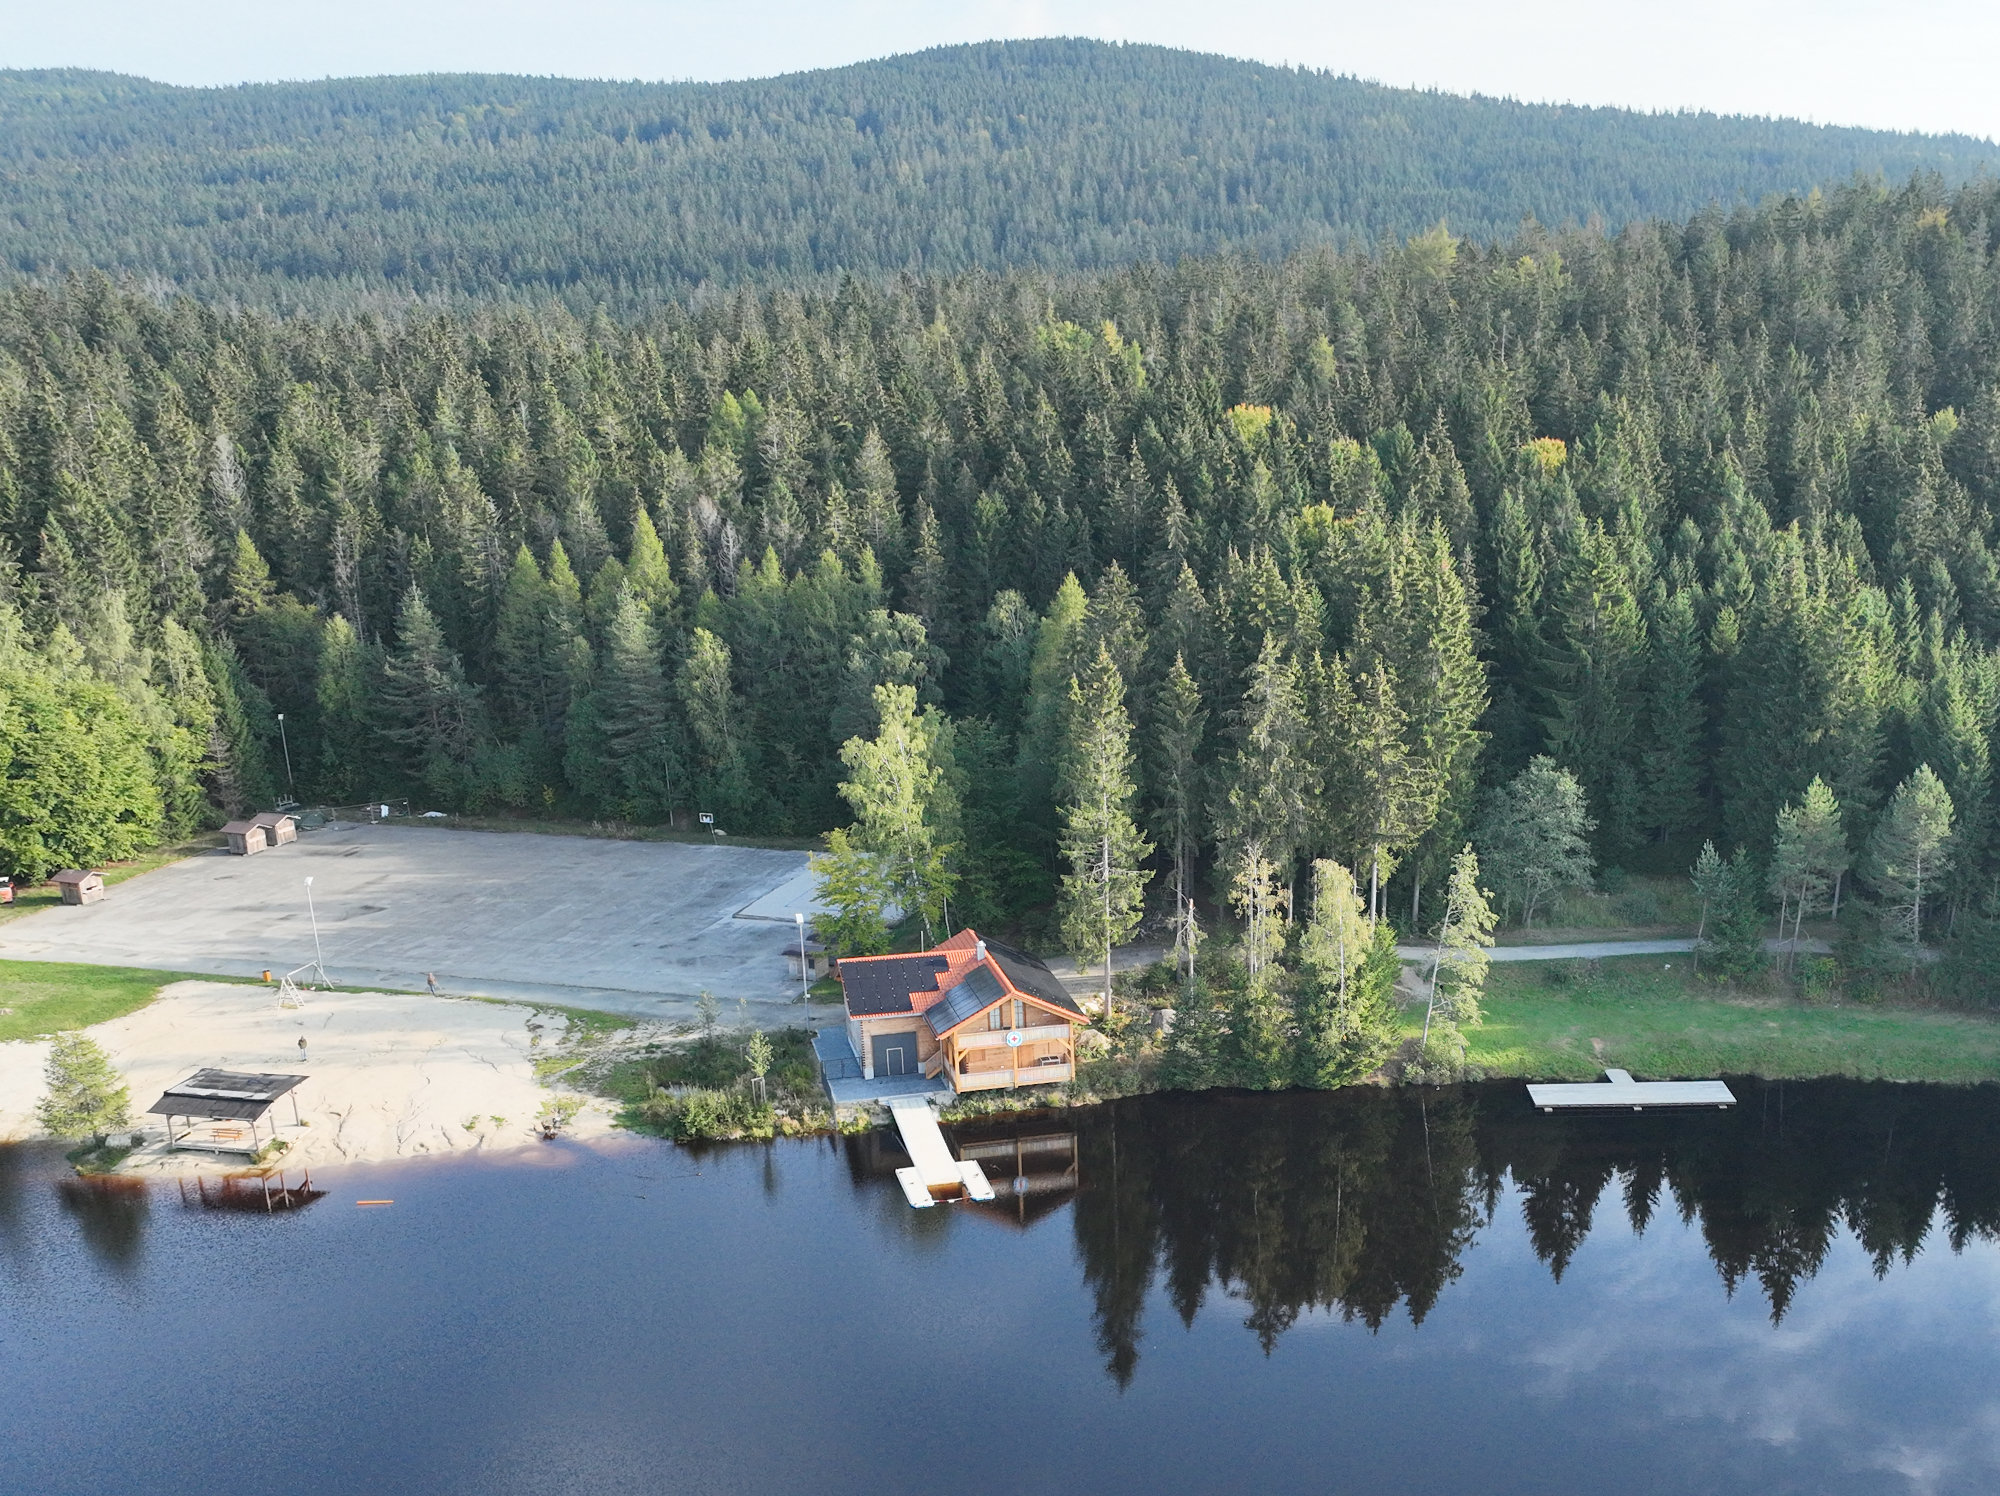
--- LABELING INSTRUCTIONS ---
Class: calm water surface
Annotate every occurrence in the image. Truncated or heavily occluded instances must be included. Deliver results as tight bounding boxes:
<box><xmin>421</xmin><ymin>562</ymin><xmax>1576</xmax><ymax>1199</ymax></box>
<box><xmin>5</xmin><ymin>1080</ymin><xmax>1999</xmax><ymax>1495</ymax></box>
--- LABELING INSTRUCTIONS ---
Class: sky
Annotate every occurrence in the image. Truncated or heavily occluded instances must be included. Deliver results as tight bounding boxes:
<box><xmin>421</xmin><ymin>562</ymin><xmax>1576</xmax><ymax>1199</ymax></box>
<box><xmin>3</xmin><ymin>0</ymin><xmax>1997</xmax><ymax>144</ymax></box>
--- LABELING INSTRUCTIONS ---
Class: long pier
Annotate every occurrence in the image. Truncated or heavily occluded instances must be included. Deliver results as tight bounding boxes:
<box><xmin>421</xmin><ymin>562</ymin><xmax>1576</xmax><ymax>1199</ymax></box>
<box><xmin>1527</xmin><ymin>1069</ymin><xmax>1736</xmax><ymax>1112</ymax></box>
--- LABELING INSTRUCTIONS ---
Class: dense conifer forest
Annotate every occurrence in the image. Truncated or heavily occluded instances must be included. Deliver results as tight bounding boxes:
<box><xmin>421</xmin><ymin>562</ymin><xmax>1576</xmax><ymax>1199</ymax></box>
<box><xmin>1</xmin><ymin>39</ymin><xmax>1993</xmax><ymax>310</ymax></box>
<box><xmin>5</xmin><ymin>172</ymin><xmax>2000</xmax><ymax>1013</ymax></box>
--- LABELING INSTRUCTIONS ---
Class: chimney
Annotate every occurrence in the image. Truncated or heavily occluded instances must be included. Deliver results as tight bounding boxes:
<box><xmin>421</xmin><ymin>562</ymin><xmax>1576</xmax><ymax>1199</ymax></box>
<box><xmin>974</xmin><ymin>938</ymin><xmax>988</xmax><ymax>964</ymax></box>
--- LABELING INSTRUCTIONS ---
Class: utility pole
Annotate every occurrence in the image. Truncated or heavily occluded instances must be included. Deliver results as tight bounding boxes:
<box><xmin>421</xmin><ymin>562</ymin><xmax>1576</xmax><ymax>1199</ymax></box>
<box><xmin>276</xmin><ymin>712</ymin><xmax>297</xmax><ymax>804</ymax></box>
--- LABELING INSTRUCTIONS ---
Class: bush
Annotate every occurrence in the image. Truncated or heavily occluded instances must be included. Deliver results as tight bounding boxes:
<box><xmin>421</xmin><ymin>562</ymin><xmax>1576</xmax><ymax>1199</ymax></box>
<box><xmin>1798</xmin><ymin>956</ymin><xmax>1840</xmax><ymax>1004</ymax></box>
<box><xmin>1612</xmin><ymin>887</ymin><xmax>1664</xmax><ymax>924</ymax></box>
<box><xmin>635</xmin><ymin>1084</ymin><xmax>775</xmax><ymax>1141</ymax></box>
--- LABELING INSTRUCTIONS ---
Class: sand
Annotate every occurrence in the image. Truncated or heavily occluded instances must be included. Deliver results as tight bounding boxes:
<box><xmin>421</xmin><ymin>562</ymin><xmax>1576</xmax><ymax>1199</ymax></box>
<box><xmin>0</xmin><ymin>980</ymin><xmax>642</xmax><ymax>1172</ymax></box>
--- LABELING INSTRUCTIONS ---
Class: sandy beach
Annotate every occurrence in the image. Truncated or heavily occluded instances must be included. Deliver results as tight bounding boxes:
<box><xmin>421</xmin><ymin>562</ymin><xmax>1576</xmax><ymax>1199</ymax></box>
<box><xmin>0</xmin><ymin>980</ymin><xmax>638</xmax><ymax>1172</ymax></box>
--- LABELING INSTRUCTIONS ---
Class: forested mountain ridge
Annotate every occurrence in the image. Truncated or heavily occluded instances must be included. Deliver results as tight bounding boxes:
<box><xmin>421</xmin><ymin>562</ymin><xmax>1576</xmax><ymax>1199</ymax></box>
<box><xmin>1</xmin><ymin>39</ymin><xmax>1994</xmax><ymax>310</ymax></box>
<box><xmin>4</xmin><ymin>177</ymin><xmax>2000</xmax><ymax>994</ymax></box>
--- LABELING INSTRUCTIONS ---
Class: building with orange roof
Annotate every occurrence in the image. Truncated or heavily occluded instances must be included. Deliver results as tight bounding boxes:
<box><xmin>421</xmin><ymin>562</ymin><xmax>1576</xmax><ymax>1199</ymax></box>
<box><xmin>814</xmin><ymin>929</ymin><xmax>1089</xmax><ymax>1103</ymax></box>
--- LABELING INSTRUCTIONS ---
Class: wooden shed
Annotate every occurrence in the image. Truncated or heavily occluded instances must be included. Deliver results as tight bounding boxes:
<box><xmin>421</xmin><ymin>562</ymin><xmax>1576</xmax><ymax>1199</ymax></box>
<box><xmin>251</xmin><ymin>811</ymin><xmax>298</xmax><ymax>846</ymax></box>
<box><xmin>220</xmin><ymin>819</ymin><xmax>266</xmax><ymax>856</ymax></box>
<box><xmin>52</xmin><ymin>869</ymin><xmax>105</xmax><ymax>905</ymax></box>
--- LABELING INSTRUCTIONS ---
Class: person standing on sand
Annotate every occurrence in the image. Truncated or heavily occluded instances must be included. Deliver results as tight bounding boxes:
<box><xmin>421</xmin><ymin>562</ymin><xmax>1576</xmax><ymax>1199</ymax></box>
<box><xmin>427</xmin><ymin>972</ymin><xmax>440</xmax><ymax>997</ymax></box>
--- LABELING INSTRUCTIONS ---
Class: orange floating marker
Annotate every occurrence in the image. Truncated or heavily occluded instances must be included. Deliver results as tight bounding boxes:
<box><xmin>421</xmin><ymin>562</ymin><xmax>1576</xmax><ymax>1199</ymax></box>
<box><xmin>356</xmin><ymin>1200</ymin><xmax>394</xmax><ymax>1206</ymax></box>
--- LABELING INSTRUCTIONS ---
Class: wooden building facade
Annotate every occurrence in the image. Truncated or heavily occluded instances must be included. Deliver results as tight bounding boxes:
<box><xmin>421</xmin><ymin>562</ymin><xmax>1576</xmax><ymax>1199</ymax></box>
<box><xmin>836</xmin><ymin>930</ymin><xmax>1086</xmax><ymax>1094</ymax></box>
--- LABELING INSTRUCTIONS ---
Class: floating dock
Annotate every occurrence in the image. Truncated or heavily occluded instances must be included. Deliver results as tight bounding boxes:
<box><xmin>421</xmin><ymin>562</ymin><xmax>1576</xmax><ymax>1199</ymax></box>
<box><xmin>1528</xmin><ymin>1069</ymin><xmax>1736</xmax><ymax>1112</ymax></box>
<box><xmin>888</xmin><ymin>1097</ymin><xmax>994</xmax><ymax>1207</ymax></box>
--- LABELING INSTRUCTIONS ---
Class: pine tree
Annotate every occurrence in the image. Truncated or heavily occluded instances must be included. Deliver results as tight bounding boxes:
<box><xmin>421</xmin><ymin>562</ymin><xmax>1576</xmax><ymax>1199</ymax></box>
<box><xmin>1056</xmin><ymin>645</ymin><xmax>1153</xmax><ymax>1016</ymax></box>
<box><xmin>1769</xmin><ymin>777</ymin><xmax>1848</xmax><ymax>971</ymax></box>
<box><xmin>1418</xmin><ymin>844</ymin><xmax>1497</xmax><ymax>1075</ymax></box>
<box><xmin>1866</xmin><ymin>764</ymin><xmax>1955</xmax><ymax>971</ymax></box>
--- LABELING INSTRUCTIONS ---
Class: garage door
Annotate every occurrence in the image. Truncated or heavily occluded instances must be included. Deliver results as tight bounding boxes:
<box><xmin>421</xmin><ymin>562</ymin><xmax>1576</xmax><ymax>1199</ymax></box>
<box><xmin>872</xmin><ymin>1031</ymin><xmax>919</xmax><ymax>1077</ymax></box>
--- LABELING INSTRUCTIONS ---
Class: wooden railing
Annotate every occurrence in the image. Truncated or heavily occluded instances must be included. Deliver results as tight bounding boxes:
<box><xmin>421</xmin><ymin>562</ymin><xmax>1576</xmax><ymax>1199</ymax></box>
<box><xmin>953</xmin><ymin>1060</ymin><xmax>1073</xmax><ymax>1091</ymax></box>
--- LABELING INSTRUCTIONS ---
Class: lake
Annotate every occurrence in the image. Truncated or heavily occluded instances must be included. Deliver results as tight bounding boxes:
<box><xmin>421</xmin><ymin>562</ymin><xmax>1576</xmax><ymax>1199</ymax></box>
<box><xmin>4</xmin><ymin>1080</ymin><xmax>1999</xmax><ymax>1494</ymax></box>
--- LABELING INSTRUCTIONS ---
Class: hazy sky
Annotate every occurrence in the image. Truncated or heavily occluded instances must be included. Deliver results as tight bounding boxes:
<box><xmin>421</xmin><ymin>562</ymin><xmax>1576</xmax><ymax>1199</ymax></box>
<box><xmin>5</xmin><ymin>1</ymin><xmax>1996</xmax><ymax>143</ymax></box>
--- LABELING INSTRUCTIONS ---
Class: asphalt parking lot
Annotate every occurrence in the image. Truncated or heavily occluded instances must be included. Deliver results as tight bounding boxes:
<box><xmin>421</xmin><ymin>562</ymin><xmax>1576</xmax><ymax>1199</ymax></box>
<box><xmin>0</xmin><ymin>823</ymin><xmax>828</xmax><ymax>1020</ymax></box>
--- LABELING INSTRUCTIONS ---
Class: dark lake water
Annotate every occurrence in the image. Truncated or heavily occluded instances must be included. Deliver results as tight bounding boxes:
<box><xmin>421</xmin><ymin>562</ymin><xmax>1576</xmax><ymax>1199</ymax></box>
<box><xmin>5</xmin><ymin>1080</ymin><xmax>1999</xmax><ymax>1495</ymax></box>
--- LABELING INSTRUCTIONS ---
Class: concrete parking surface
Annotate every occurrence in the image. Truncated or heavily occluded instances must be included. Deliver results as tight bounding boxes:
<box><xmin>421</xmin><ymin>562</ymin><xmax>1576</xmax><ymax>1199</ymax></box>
<box><xmin>0</xmin><ymin>823</ymin><xmax>830</xmax><ymax>1021</ymax></box>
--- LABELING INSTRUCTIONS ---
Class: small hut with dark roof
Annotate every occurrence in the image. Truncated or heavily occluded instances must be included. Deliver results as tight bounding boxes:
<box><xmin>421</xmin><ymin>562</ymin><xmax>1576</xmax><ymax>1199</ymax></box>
<box><xmin>51</xmin><ymin>869</ymin><xmax>105</xmax><ymax>905</ymax></box>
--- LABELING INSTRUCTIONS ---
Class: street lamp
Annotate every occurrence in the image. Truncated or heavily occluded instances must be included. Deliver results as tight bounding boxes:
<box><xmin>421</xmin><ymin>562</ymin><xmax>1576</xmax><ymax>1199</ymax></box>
<box><xmin>796</xmin><ymin>911</ymin><xmax>809</xmax><ymax>1016</ymax></box>
<box><xmin>275</xmin><ymin>712</ymin><xmax>297</xmax><ymax>804</ymax></box>
<box><xmin>304</xmin><ymin>875</ymin><xmax>328</xmax><ymax>988</ymax></box>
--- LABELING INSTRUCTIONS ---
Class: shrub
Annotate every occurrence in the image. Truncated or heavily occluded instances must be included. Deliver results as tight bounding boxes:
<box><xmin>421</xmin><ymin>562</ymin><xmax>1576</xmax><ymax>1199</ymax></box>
<box><xmin>636</xmin><ymin>1084</ymin><xmax>775</xmax><ymax>1141</ymax></box>
<box><xmin>1798</xmin><ymin>956</ymin><xmax>1840</xmax><ymax>1004</ymax></box>
<box><xmin>1613</xmin><ymin>887</ymin><xmax>1663</xmax><ymax>924</ymax></box>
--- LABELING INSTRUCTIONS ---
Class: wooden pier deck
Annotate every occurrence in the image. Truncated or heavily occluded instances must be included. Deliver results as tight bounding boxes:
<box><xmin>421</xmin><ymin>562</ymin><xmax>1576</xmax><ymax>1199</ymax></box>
<box><xmin>888</xmin><ymin>1097</ymin><xmax>994</xmax><ymax>1207</ymax></box>
<box><xmin>1528</xmin><ymin>1069</ymin><xmax>1736</xmax><ymax>1112</ymax></box>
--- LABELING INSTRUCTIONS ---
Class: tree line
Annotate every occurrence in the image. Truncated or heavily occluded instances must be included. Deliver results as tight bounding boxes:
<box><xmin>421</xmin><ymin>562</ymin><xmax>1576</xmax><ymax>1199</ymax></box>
<box><xmin>2</xmin><ymin>39</ymin><xmax>1991</xmax><ymax>312</ymax></box>
<box><xmin>3</xmin><ymin>177</ymin><xmax>2000</xmax><ymax>1001</ymax></box>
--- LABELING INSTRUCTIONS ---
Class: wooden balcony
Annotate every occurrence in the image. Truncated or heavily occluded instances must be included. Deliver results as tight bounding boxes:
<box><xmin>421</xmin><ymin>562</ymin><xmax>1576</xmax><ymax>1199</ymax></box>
<box><xmin>952</xmin><ymin>1058</ymin><xmax>1073</xmax><ymax>1091</ymax></box>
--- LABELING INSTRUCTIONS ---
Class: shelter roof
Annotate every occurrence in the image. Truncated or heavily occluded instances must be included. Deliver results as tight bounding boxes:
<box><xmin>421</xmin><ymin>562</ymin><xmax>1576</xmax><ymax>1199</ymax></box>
<box><xmin>220</xmin><ymin>820</ymin><xmax>258</xmax><ymax>834</ymax></box>
<box><xmin>838</xmin><ymin>928</ymin><xmax>1086</xmax><ymax>1033</ymax></box>
<box><xmin>51</xmin><ymin>869</ymin><xmax>99</xmax><ymax>885</ymax></box>
<box><xmin>249</xmin><ymin>812</ymin><xmax>296</xmax><ymax>827</ymax></box>
<box><xmin>146</xmin><ymin>1069</ymin><xmax>307</xmax><ymax>1121</ymax></box>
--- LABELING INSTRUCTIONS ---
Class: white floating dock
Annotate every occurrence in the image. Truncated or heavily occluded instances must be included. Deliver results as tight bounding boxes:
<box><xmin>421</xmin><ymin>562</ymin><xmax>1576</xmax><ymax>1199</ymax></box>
<box><xmin>887</xmin><ymin>1097</ymin><xmax>993</xmax><ymax>1207</ymax></box>
<box><xmin>1528</xmin><ymin>1069</ymin><xmax>1736</xmax><ymax>1112</ymax></box>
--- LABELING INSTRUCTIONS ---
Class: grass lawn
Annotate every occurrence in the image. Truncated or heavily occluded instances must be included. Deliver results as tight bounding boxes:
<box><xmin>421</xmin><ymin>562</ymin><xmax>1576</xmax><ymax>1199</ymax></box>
<box><xmin>1415</xmin><ymin>956</ymin><xmax>2000</xmax><ymax>1084</ymax></box>
<box><xmin>0</xmin><ymin>960</ymin><xmax>255</xmax><ymax>1043</ymax></box>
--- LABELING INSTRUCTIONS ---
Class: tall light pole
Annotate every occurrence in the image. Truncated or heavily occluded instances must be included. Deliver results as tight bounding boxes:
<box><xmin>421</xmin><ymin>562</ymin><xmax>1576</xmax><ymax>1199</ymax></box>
<box><xmin>304</xmin><ymin>875</ymin><xmax>328</xmax><ymax>988</ymax></box>
<box><xmin>275</xmin><ymin>712</ymin><xmax>297</xmax><ymax>804</ymax></box>
<box><xmin>795</xmin><ymin>911</ymin><xmax>809</xmax><ymax>1017</ymax></box>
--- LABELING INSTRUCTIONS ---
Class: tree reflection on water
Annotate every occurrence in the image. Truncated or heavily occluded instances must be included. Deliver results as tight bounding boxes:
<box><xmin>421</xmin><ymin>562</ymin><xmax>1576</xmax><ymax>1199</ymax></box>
<box><xmin>1058</xmin><ymin>1081</ymin><xmax>2000</xmax><ymax>1386</ymax></box>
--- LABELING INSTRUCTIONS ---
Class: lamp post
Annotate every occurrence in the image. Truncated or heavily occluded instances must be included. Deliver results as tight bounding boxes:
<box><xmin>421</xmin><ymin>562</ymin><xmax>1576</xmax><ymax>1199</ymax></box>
<box><xmin>796</xmin><ymin>911</ymin><xmax>809</xmax><ymax>1017</ymax></box>
<box><xmin>304</xmin><ymin>875</ymin><xmax>327</xmax><ymax>988</ymax></box>
<box><xmin>276</xmin><ymin>712</ymin><xmax>297</xmax><ymax>804</ymax></box>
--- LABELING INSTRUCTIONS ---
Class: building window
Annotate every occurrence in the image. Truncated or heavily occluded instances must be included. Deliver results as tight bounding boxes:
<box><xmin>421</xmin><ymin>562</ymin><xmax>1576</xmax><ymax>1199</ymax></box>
<box><xmin>988</xmin><ymin>1004</ymin><xmax>1006</xmax><ymax>1030</ymax></box>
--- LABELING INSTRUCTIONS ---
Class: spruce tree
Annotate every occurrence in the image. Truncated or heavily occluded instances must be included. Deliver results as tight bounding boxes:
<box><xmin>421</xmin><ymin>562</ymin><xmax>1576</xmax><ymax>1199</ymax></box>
<box><xmin>594</xmin><ymin>585</ymin><xmax>677</xmax><ymax>818</ymax></box>
<box><xmin>1056</xmin><ymin>645</ymin><xmax>1152</xmax><ymax>1016</ymax></box>
<box><xmin>1151</xmin><ymin>651</ymin><xmax>1207</xmax><ymax>958</ymax></box>
<box><xmin>1639</xmin><ymin>586</ymin><xmax>1706</xmax><ymax>844</ymax></box>
<box><xmin>379</xmin><ymin>583</ymin><xmax>483</xmax><ymax>803</ymax></box>
<box><xmin>36</xmin><ymin>1032</ymin><xmax>131</xmax><ymax>1144</ymax></box>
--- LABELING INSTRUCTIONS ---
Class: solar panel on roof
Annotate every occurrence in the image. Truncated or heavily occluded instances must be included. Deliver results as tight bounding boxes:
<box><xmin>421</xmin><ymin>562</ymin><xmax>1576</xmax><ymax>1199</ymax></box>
<box><xmin>839</xmin><ymin>953</ymin><xmax>950</xmax><ymax>1016</ymax></box>
<box><xmin>927</xmin><ymin>963</ymin><xmax>1004</xmax><ymax>1035</ymax></box>
<box><xmin>986</xmin><ymin>941</ymin><xmax>1085</xmax><ymax>1017</ymax></box>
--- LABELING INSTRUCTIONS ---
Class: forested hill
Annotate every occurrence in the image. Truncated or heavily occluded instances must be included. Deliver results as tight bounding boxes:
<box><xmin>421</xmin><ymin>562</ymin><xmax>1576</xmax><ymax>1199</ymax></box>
<box><xmin>2</xmin><ymin>39</ymin><xmax>1994</xmax><ymax>309</ymax></box>
<box><xmin>6</xmin><ymin>175</ymin><xmax>2000</xmax><ymax>995</ymax></box>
